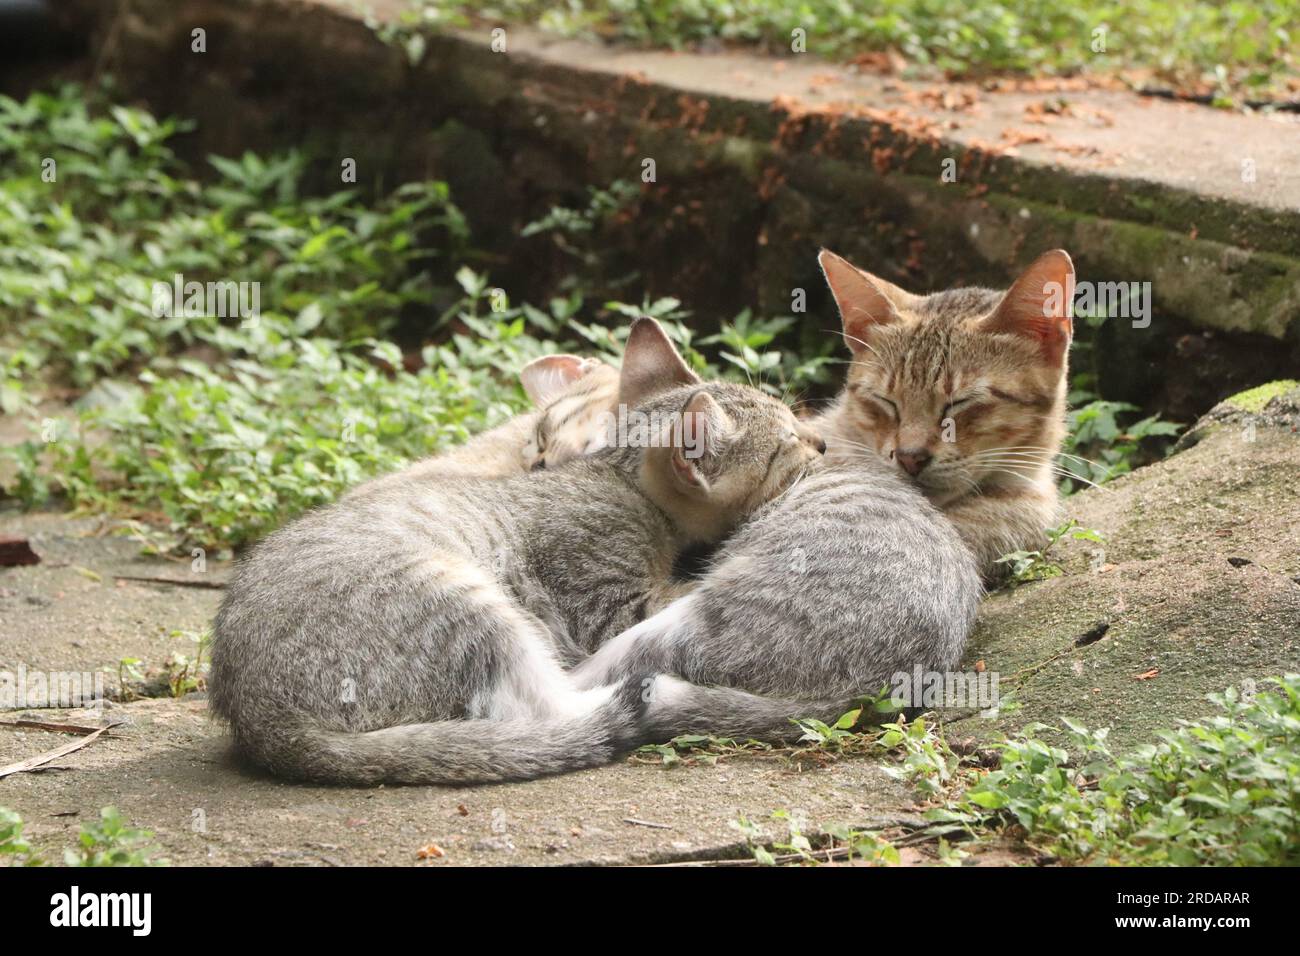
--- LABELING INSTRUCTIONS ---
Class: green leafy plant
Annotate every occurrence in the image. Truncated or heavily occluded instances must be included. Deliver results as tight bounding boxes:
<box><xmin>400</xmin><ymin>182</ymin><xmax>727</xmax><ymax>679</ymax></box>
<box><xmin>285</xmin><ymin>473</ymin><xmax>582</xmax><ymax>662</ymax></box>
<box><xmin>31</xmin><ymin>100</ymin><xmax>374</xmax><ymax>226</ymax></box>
<box><xmin>1059</xmin><ymin>398</ymin><xmax>1182</xmax><ymax>493</ymax></box>
<box><xmin>0</xmin><ymin>807</ymin><xmax>35</xmax><ymax>865</ymax></box>
<box><xmin>734</xmin><ymin>809</ymin><xmax>900</xmax><ymax>866</ymax></box>
<box><xmin>115</xmin><ymin>657</ymin><xmax>146</xmax><ymax>701</ymax></box>
<box><xmin>165</xmin><ymin>629</ymin><xmax>212</xmax><ymax>698</ymax></box>
<box><xmin>0</xmin><ymin>806</ymin><xmax>165</xmax><ymax>867</ymax></box>
<box><xmin>65</xmin><ymin>807</ymin><xmax>164</xmax><ymax>867</ymax></box>
<box><xmin>1</xmin><ymin>87</ymin><xmax>830</xmax><ymax>549</ymax></box>
<box><xmin>636</xmin><ymin>733</ymin><xmax>774</xmax><ymax>769</ymax></box>
<box><xmin>372</xmin><ymin>0</ymin><xmax>1299</xmax><ymax>100</ymax></box>
<box><xmin>698</xmin><ymin>309</ymin><xmax>837</xmax><ymax>397</ymax></box>
<box><xmin>996</xmin><ymin>519</ymin><xmax>1105</xmax><ymax>585</ymax></box>
<box><xmin>877</xmin><ymin>675</ymin><xmax>1300</xmax><ymax>866</ymax></box>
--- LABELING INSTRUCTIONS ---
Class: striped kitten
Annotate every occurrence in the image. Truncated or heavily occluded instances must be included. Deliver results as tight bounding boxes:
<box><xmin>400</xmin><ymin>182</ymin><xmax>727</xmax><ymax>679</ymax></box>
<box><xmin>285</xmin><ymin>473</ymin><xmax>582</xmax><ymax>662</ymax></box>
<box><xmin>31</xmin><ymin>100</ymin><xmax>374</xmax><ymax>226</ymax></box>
<box><xmin>355</xmin><ymin>354</ymin><xmax>619</xmax><ymax>489</ymax></box>
<box><xmin>209</xmin><ymin>318</ymin><xmax>824</xmax><ymax>785</ymax></box>
<box><xmin>814</xmin><ymin>248</ymin><xmax>1073</xmax><ymax>576</ymax></box>
<box><xmin>570</xmin><ymin>252</ymin><xmax>1074</xmax><ymax>742</ymax></box>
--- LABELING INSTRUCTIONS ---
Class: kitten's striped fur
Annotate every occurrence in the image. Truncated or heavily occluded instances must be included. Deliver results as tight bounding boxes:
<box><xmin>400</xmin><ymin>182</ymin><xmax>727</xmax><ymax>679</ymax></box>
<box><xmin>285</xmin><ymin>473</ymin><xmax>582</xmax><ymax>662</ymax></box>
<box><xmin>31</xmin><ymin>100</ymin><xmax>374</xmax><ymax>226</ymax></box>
<box><xmin>208</xmin><ymin>319</ymin><xmax>823</xmax><ymax>784</ymax></box>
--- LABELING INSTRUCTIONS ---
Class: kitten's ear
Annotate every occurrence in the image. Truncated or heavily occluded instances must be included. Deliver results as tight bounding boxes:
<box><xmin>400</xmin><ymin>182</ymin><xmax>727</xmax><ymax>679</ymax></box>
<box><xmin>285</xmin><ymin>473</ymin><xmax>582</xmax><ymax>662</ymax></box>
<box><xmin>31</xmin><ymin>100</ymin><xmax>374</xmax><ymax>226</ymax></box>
<box><xmin>619</xmin><ymin>316</ymin><xmax>701</xmax><ymax>407</ymax></box>
<box><xmin>819</xmin><ymin>249</ymin><xmax>914</xmax><ymax>355</ymax></box>
<box><xmin>983</xmin><ymin>250</ymin><xmax>1075</xmax><ymax>366</ymax></box>
<box><xmin>519</xmin><ymin>354</ymin><xmax>596</xmax><ymax>406</ymax></box>
<box><xmin>670</xmin><ymin>389</ymin><xmax>729</xmax><ymax>494</ymax></box>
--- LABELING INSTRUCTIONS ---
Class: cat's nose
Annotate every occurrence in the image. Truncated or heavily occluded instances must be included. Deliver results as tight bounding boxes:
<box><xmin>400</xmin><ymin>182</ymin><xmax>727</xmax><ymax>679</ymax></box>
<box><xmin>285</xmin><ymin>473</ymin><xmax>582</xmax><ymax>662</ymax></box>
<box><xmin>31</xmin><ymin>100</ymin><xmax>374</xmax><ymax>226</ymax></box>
<box><xmin>894</xmin><ymin>448</ymin><xmax>931</xmax><ymax>476</ymax></box>
<box><xmin>797</xmin><ymin>426</ymin><xmax>826</xmax><ymax>455</ymax></box>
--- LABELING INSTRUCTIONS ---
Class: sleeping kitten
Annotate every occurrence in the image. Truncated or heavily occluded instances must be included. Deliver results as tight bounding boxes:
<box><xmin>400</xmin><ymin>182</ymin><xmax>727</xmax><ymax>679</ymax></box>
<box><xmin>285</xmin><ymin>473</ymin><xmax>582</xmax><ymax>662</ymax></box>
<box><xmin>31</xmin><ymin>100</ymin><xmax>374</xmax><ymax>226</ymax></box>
<box><xmin>569</xmin><ymin>252</ymin><xmax>1074</xmax><ymax>742</ymax></box>
<box><xmin>209</xmin><ymin>318</ymin><xmax>824</xmax><ymax>785</ymax></box>
<box><xmin>569</xmin><ymin>457</ymin><xmax>981</xmax><ymax>742</ymax></box>
<box><xmin>354</xmin><ymin>354</ymin><xmax>619</xmax><ymax>490</ymax></box>
<box><xmin>815</xmin><ymin>248</ymin><xmax>1072</xmax><ymax>576</ymax></box>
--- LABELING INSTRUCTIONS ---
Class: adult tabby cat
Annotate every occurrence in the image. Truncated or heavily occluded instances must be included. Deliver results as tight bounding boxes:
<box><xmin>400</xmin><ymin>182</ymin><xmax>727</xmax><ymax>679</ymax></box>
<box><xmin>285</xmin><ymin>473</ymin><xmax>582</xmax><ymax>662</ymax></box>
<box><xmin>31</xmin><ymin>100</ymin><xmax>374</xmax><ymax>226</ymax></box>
<box><xmin>569</xmin><ymin>250</ymin><xmax>1075</xmax><ymax>742</ymax></box>
<box><xmin>814</xmin><ymin>248</ymin><xmax>1071</xmax><ymax>574</ymax></box>
<box><xmin>209</xmin><ymin>318</ymin><xmax>824</xmax><ymax>784</ymax></box>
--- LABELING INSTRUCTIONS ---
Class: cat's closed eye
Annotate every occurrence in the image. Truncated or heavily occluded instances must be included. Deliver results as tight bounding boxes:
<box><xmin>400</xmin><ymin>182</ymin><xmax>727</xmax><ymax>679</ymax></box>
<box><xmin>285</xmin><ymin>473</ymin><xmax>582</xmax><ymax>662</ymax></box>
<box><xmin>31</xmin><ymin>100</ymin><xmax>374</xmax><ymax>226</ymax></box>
<box><xmin>941</xmin><ymin>394</ymin><xmax>979</xmax><ymax>417</ymax></box>
<box><xmin>864</xmin><ymin>391</ymin><xmax>899</xmax><ymax>421</ymax></box>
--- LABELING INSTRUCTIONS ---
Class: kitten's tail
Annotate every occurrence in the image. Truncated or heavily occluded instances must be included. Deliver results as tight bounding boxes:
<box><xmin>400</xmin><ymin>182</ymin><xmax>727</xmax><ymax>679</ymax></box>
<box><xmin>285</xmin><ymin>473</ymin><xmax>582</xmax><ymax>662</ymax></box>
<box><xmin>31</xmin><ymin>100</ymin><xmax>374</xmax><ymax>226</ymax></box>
<box><xmin>639</xmin><ymin>675</ymin><xmax>865</xmax><ymax>744</ymax></box>
<box><xmin>233</xmin><ymin>679</ymin><xmax>647</xmax><ymax>786</ymax></box>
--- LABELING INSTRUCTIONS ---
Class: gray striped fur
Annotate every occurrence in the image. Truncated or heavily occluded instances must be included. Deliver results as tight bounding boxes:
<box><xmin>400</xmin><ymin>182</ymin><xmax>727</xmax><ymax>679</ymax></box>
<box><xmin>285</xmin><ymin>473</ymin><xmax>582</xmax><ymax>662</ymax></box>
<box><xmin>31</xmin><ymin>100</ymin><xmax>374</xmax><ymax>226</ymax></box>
<box><xmin>208</xmin><ymin>368</ymin><xmax>820</xmax><ymax>785</ymax></box>
<box><xmin>571</xmin><ymin>454</ymin><xmax>982</xmax><ymax>743</ymax></box>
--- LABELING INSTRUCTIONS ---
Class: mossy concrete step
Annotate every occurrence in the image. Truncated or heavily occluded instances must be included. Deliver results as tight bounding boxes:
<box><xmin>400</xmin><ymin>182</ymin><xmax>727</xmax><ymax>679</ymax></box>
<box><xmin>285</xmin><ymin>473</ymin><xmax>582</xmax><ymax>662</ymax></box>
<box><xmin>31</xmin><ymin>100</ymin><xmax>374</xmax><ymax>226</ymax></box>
<box><xmin>52</xmin><ymin>0</ymin><xmax>1300</xmax><ymax>412</ymax></box>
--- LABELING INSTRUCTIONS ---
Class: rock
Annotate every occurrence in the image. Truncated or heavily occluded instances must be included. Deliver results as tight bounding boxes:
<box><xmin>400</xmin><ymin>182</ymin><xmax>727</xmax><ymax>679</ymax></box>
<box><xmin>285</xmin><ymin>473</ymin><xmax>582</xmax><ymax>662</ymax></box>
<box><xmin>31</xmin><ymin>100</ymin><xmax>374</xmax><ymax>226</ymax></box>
<box><xmin>965</xmin><ymin>382</ymin><xmax>1300</xmax><ymax>749</ymax></box>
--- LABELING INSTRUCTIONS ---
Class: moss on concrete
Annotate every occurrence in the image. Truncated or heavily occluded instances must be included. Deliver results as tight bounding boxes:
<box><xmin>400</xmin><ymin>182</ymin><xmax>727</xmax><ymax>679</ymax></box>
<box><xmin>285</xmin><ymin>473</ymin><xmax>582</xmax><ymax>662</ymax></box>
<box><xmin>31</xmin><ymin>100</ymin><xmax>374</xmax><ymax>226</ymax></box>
<box><xmin>1226</xmin><ymin>379</ymin><xmax>1300</xmax><ymax>412</ymax></box>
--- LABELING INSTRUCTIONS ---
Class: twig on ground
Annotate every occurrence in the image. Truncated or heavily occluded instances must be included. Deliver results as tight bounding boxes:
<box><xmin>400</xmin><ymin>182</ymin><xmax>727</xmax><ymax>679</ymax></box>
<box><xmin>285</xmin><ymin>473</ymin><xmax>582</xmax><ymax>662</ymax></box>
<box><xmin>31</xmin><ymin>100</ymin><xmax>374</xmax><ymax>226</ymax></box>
<box><xmin>0</xmin><ymin>725</ymin><xmax>114</xmax><ymax>778</ymax></box>
<box><xmin>113</xmin><ymin>575</ymin><xmax>226</xmax><ymax>590</ymax></box>
<box><xmin>0</xmin><ymin>719</ymin><xmax>120</xmax><ymax>737</ymax></box>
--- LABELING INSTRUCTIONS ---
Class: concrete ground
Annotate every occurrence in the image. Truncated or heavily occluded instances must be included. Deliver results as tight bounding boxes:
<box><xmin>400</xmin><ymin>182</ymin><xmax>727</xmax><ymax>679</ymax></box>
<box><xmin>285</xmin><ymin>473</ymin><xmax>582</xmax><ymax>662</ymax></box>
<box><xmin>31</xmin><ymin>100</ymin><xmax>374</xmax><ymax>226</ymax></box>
<box><xmin>437</xmin><ymin>17</ymin><xmax>1300</xmax><ymax>218</ymax></box>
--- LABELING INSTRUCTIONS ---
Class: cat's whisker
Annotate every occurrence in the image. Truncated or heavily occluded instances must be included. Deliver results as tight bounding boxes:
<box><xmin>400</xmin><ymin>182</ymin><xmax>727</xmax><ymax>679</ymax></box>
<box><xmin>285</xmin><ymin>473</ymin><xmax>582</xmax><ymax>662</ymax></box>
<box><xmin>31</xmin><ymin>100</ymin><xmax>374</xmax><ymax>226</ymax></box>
<box><xmin>1048</xmin><ymin>469</ymin><xmax>1107</xmax><ymax>491</ymax></box>
<box><xmin>825</xmin><ymin>328</ymin><xmax>883</xmax><ymax>361</ymax></box>
<box><xmin>980</xmin><ymin>445</ymin><xmax>1109</xmax><ymax>472</ymax></box>
<box><xmin>983</xmin><ymin>467</ymin><xmax>1044</xmax><ymax>489</ymax></box>
<box><xmin>978</xmin><ymin>459</ymin><xmax>1109</xmax><ymax>492</ymax></box>
<box><xmin>978</xmin><ymin>452</ymin><xmax>1117</xmax><ymax>485</ymax></box>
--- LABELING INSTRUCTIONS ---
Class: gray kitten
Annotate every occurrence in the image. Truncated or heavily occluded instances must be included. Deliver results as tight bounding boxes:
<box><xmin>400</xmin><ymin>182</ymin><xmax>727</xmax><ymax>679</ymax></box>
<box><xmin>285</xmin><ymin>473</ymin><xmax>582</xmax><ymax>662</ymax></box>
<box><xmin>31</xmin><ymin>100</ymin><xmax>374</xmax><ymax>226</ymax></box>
<box><xmin>208</xmin><ymin>318</ymin><xmax>824</xmax><ymax>785</ymax></box>
<box><xmin>569</xmin><ymin>456</ymin><xmax>982</xmax><ymax>742</ymax></box>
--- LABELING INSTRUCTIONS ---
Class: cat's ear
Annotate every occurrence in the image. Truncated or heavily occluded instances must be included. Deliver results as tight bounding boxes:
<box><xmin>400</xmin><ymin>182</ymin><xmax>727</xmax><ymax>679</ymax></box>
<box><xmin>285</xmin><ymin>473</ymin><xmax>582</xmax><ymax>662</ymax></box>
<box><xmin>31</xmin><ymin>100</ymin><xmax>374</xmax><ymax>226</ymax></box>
<box><xmin>819</xmin><ymin>249</ymin><xmax>914</xmax><ymax>355</ymax></box>
<box><xmin>670</xmin><ymin>389</ymin><xmax>729</xmax><ymax>494</ymax></box>
<box><xmin>519</xmin><ymin>354</ymin><xmax>597</xmax><ymax>406</ymax></box>
<box><xmin>983</xmin><ymin>250</ymin><xmax>1075</xmax><ymax>366</ymax></box>
<box><xmin>619</xmin><ymin>316</ymin><xmax>701</xmax><ymax>407</ymax></box>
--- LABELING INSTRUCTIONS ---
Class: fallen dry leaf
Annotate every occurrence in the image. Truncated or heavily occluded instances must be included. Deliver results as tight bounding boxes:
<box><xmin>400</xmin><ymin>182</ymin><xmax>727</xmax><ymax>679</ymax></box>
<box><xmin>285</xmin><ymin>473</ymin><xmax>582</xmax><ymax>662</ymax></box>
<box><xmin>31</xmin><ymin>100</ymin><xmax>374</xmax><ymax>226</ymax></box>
<box><xmin>416</xmin><ymin>843</ymin><xmax>445</xmax><ymax>860</ymax></box>
<box><xmin>1135</xmin><ymin>669</ymin><xmax>1160</xmax><ymax>681</ymax></box>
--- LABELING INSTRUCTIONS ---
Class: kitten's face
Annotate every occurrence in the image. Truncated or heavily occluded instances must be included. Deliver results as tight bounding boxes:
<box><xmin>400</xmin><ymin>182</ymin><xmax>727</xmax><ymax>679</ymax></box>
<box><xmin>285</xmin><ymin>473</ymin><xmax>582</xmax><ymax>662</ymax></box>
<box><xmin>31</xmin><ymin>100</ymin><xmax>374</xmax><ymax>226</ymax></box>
<box><xmin>519</xmin><ymin>358</ymin><xmax>620</xmax><ymax>471</ymax></box>
<box><xmin>821</xmin><ymin>250</ymin><xmax>1073</xmax><ymax>503</ymax></box>
<box><xmin>668</xmin><ymin>382</ymin><xmax>827</xmax><ymax>515</ymax></box>
<box><xmin>617</xmin><ymin>317</ymin><xmax>825</xmax><ymax>539</ymax></box>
